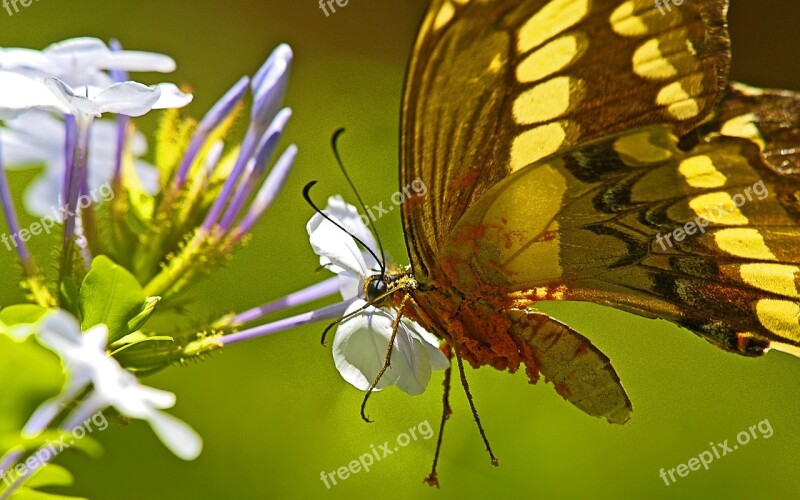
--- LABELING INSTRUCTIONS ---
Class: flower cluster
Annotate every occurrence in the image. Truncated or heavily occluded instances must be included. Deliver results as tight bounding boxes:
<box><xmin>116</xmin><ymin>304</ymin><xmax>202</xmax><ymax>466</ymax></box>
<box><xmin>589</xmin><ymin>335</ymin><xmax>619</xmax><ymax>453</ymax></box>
<box><xmin>0</xmin><ymin>37</ymin><xmax>300</xmax><ymax>497</ymax></box>
<box><xmin>0</xmin><ymin>35</ymin><xmax>446</xmax><ymax>499</ymax></box>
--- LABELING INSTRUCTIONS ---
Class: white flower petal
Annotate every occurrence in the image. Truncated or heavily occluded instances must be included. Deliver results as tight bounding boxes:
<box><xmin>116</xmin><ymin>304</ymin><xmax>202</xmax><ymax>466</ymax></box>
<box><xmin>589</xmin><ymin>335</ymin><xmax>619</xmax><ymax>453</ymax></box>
<box><xmin>43</xmin><ymin>78</ymin><xmax>101</xmax><ymax>116</ymax></box>
<box><xmin>95</xmin><ymin>51</ymin><xmax>176</xmax><ymax>73</ymax></box>
<box><xmin>0</xmin><ymin>71</ymin><xmax>70</xmax><ymax>119</ymax></box>
<box><xmin>332</xmin><ymin>301</ymin><xmax>399</xmax><ymax>391</ymax></box>
<box><xmin>332</xmin><ymin>301</ymin><xmax>437</xmax><ymax>395</ymax></box>
<box><xmin>92</xmin><ymin>81</ymin><xmax>161</xmax><ymax>116</ymax></box>
<box><xmin>23</xmin><ymin>172</ymin><xmax>63</xmax><ymax>218</ymax></box>
<box><xmin>404</xmin><ymin>318</ymin><xmax>450</xmax><ymax>371</ymax></box>
<box><xmin>0</xmin><ymin>47</ymin><xmax>54</xmax><ymax>72</ymax></box>
<box><xmin>44</xmin><ymin>37</ymin><xmax>108</xmax><ymax>57</ymax></box>
<box><xmin>307</xmin><ymin>212</ymin><xmax>369</xmax><ymax>279</ymax></box>
<box><xmin>151</xmin><ymin>83</ymin><xmax>192</xmax><ymax>109</ymax></box>
<box><xmin>38</xmin><ymin>310</ymin><xmax>84</xmax><ymax>348</ymax></box>
<box><xmin>144</xmin><ymin>409</ymin><xmax>203</xmax><ymax>461</ymax></box>
<box><xmin>337</xmin><ymin>274</ymin><xmax>361</xmax><ymax>302</ymax></box>
<box><xmin>322</xmin><ymin>195</ymin><xmax>381</xmax><ymax>272</ymax></box>
<box><xmin>391</xmin><ymin>324</ymin><xmax>432</xmax><ymax>396</ymax></box>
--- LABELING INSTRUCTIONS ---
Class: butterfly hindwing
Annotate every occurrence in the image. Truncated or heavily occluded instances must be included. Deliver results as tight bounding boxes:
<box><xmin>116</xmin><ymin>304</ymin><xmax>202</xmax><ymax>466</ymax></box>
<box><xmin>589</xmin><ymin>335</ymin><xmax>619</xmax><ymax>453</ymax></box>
<box><xmin>506</xmin><ymin>308</ymin><xmax>632</xmax><ymax>424</ymax></box>
<box><xmin>401</xmin><ymin>0</ymin><xmax>731</xmax><ymax>281</ymax></box>
<box><xmin>442</xmin><ymin>86</ymin><xmax>800</xmax><ymax>358</ymax></box>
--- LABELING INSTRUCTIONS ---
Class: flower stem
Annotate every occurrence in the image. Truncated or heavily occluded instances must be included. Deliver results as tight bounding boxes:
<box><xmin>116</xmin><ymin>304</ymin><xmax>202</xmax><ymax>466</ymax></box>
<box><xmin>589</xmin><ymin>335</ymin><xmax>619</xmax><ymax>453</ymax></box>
<box><xmin>0</xmin><ymin>132</ymin><xmax>37</xmax><ymax>276</ymax></box>
<box><xmin>220</xmin><ymin>276</ymin><xmax>340</xmax><ymax>327</ymax></box>
<box><xmin>220</xmin><ymin>299</ymin><xmax>352</xmax><ymax>346</ymax></box>
<box><xmin>59</xmin><ymin>114</ymin><xmax>94</xmax><ymax>285</ymax></box>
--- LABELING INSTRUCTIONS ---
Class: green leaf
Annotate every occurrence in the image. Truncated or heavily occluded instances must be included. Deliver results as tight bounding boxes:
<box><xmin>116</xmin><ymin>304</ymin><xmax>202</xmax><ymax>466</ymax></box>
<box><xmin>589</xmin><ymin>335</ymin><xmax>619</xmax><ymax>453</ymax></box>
<box><xmin>0</xmin><ymin>304</ymin><xmax>48</xmax><ymax>325</ymax></box>
<box><xmin>9</xmin><ymin>488</ymin><xmax>87</xmax><ymax>500</ymax></box>
<box><xmin>0</xmin><ymin>337</ymin><xmax>62</xmax><ymax>436</ymax></box>
<box><xmin>25</xmin><ymin>464</ymin><xmax>74</xmax><ymax>489</ymax></box>
<box><xmin>78</xmin><ymin>256</ymin><xmax>146</xmax><ymax>343</ymax></box>
<box><xmin>126</xmin><ymin>296</ymin><xmax>161</xmax><ymax>333</ymax></box>
<box><xmin>0</xmin><ymin>304</ymin><xmax>48</xmax><ymax>341</ymax></box>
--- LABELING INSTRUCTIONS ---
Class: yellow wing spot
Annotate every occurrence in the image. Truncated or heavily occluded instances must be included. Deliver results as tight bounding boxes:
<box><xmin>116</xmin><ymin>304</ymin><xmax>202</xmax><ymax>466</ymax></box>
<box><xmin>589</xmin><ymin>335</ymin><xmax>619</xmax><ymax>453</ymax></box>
<box><xmin>714</xmin><ymin>228</ymin><xmax>777</xmax><ymax>261</ymax></box>
<box><xmin>610</xmin><ymin>0</ymin><xmax>680</xmax><ymax>37</ymax></box>
<box><xmin>756</xmin><ymin>299</ymin><xmax>800</xmax><ymax>343</ymax></box>
<box><xmin>633</xmin><ymin>39</ymin><xmax>677</xmax><ymax>79</ymax></box>
<box><xmin>613</xmin><ymin>130</ymin><xmax>674</xmax><ymax>165</ymax></box>
<box><xmin>657</xmin><ymin>75</ymin><xmax>704</xmax><ymax>120</ymax></box>
<box><xmin>740</xmin><ymin>264</ymin><xmax>800</xmax><ymax>299</ymax></box>
<box><xmin>679</xmin><ymin>155</ymin><xmax>727</xmax><ymax>188</ymax></box>
<box><xmin>433</xmin><ymin>1</ymin><xmax>455</xmax><ymax>30</ymax></box>
<box><xmin>518</xmin><ymin>0</ymin><xmax>590</xmax><ymax>54</ymax></box>
<box><xmin>517</xmin><ymin>34</ymin><xmax>584</xmax><ymax>83</ymax></box>
<box><xmin>610</xmin><ymin>1</ymin><xmax>645</xmax><ymax>36</ymax></box>
<box><xmin>690</xmin><ymin>192</ymin><xmax>749</xmax><ymax>225</ymax></box>
<box><xmin>721</xmin><ymin>114</ymin><xmax>766</xmax><ymax>150</ymax></box>
<box><xmin>513</xmin><ymin>76</ymin><xmax>583</xmax><ymax>125</ymax></box>
<box><xmin>510</xmin><ymin>122</ymin><xmax>567</xmax><ymax>171</ymax></box>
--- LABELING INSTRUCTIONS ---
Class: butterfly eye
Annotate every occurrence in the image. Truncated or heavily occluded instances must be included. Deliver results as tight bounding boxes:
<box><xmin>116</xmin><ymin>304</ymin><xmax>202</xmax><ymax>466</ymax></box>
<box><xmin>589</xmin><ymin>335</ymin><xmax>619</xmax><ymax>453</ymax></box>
<box><xmin>366</xmin><ymin>278</ymin><xmax>389</xmax><ymax>303</ymax></box>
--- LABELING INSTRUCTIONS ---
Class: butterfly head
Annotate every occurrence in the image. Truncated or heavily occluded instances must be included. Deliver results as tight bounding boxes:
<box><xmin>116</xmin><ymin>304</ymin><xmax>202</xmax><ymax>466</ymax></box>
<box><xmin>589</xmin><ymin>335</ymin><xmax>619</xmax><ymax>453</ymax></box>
<box><xmin>363</xmin><ymin>266</ymin><xmax>416</xmax><ymax>309</ymax></box>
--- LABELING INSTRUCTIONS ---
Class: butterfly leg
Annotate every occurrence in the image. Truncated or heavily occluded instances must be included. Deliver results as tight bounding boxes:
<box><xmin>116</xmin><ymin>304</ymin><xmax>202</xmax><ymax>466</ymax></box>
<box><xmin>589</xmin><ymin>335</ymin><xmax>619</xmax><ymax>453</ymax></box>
<box><xmin>424</xmin><ymin>343</ymin><xmax>452</xmax><ymax>488</ymax></box>
<box><xmin>452</xmin><ymin>336</ymin><xmax>499</xmax><ymax>467</ymax></box>
<box><xmin>359</xmin><ymin>294</ymin><xmax>412</xmax><ymax>422</ymax></box>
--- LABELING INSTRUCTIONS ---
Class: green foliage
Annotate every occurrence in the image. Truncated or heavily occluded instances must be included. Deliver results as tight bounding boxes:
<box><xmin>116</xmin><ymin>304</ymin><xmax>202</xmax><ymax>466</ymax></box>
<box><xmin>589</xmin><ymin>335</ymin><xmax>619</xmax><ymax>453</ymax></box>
<box><xmin>0</xmin><ymin>336</ymin><xmax>62</xmax><ymax>438</ymax></box>
<box><xmin>0</xmin><ymin>305</ymin><xmax>48</xmax><ymax>339</ymax></box>
<box><xmin>6</xmin><ymin>464</ymin><xmax>87</xmax><ymax>499</ymax></box>
<box><xmin>78</xmin><ymin>256</ymin><xmax>148</xmax><ymax>343</ymax></box>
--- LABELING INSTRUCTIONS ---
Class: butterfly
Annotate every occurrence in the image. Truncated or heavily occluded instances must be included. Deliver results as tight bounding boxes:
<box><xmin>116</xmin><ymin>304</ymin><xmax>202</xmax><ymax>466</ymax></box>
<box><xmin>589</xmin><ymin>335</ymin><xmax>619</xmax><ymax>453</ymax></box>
<box><xmin>352</xmin><ymin>0</ymin><xmax>800</xmax><ymax>484</ymax></box>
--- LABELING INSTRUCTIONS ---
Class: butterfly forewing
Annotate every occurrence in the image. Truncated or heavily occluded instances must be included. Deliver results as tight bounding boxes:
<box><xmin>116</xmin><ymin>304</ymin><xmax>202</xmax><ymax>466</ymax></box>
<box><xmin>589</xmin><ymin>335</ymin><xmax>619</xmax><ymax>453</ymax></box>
<box><xmin>401</xmin><ymin>0</ymin><xmax>731</xmax><ymax>282</ymax></box>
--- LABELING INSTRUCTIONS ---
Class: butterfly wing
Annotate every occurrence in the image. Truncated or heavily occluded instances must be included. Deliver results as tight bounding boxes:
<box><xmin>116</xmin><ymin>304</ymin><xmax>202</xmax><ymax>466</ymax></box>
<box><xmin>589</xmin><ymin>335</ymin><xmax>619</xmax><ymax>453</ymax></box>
<box><xmin>444</xmin><ymin>85</ymin><xmax>800</xmax><ymax>357</ymax></box>
<box><xmin>401</xmin><ymin>0</ymin><xmax>731</xmax><ymax>281</ymax></box>
<box><xmin>507</xmin><ymin>309</ymin><xmax>633</xmax><ymax>424</ymax></box>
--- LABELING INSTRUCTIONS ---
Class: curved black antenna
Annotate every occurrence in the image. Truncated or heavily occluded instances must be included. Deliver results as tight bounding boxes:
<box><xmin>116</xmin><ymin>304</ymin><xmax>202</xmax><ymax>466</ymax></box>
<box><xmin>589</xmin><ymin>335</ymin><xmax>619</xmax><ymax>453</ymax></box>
<box><xmin>303</xmin><ymin>181</ymin><xmax>385</xmax><ymax>278</ymax></box>
<box><xmin>331</xmin><ymin>128</ymin><xmax>387</xmax><ymax>277</ymax></box>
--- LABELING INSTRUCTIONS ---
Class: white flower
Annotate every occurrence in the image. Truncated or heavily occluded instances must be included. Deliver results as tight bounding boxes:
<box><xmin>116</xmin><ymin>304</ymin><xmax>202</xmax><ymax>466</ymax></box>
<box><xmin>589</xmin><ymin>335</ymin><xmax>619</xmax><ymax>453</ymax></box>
<box><xmin>308</xmin><ymin>195</ymin><xmax>380</xmax><ymax>300</ymax></box>
<box><xmin>307</xmin><ymin>196</ymin><xmax>449</xmax><ymax>395</ymax></box>
<box><xmin>44</xmin><ymin>77</ymin><xmax>192</xmax><ymax>118</ymax></box>
<box><xmin>0</xmin><ymin>71</ymin><xmax>69</xmax><ymax>120</ymax></box>
<box><xmin>28</xmin><ymin>311</ymin><xmax>202</xmax><ymax>460</ymax></box>
<box><xmin>333</xmin><ymin>300</ymin><xmax>450</xmax><ymax>395</ymax></box>
<box><xmin>0</xmin><ymin>37</ymin><xmax>176</xmax><ymax>87</ymax></box>
<box><xmin>0</xmin><ymin>70</ymin><xmax>191</xmax><ymax>121</ymax></box>
<box><xmin>2</xmin><ymin>111</ymin><xmax>158</xmax><ymax>217</ymax></box>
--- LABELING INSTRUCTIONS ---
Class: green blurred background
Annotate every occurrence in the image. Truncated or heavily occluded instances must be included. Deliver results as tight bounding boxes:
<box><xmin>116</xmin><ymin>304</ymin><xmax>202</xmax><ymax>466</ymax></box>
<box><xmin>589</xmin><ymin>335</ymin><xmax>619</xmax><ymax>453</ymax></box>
<box><xmin>2</xmin><ymin>1</ymin><xmax>800</xmax><ymax>498</ymax></box>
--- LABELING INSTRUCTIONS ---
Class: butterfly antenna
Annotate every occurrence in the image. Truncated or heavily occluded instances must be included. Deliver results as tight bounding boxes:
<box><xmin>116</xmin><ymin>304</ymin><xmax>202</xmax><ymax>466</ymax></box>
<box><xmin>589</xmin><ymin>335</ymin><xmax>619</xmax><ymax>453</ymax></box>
<box><xmin>303</xmin><ymin>181</ymin><xmax>384</xmax><ymax>276</ymax></box>
<box><xmin>331</xmin><ymin>128</ymin><xmax>387</xmax><ymax>276</ymax></box>
<box><xmin>424</xmin><ymin>345</ymin><xmax>452</xmax><ymax>488</ymax></box>
<box><xmin>451</xmin><ymin>338</ymin><xmax>499</xmax><ymax>467</ymax></box>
